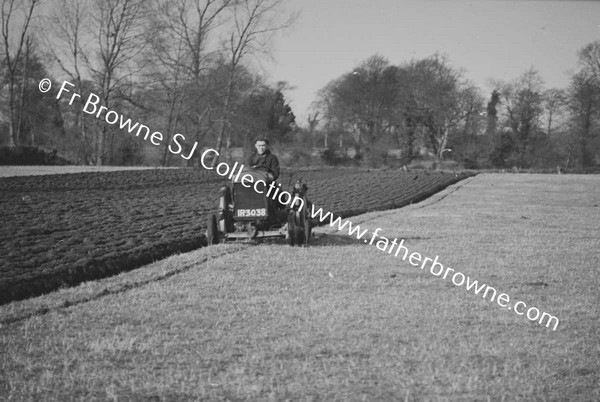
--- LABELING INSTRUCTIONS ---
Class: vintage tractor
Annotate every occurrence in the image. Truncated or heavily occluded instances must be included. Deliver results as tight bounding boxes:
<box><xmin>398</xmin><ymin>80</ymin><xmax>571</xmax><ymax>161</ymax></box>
<box><xmin>205</xmin><ymin>167</ymin><xmax>312</xmax><ymax>246</ymax></box>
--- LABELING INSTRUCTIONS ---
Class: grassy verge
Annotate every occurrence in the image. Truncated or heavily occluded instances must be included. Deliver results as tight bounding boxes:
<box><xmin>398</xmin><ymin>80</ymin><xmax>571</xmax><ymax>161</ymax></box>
<box><xmin>1</xmin><ymin>173</ymin><xmax>598</xmax><ymax>400</ymax></box>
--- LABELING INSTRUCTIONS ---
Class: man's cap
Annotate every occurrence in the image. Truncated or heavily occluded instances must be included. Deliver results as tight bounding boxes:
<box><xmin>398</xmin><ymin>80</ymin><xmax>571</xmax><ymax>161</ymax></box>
<box><xmin>254</xmin><ymin>137</ymin><xmax>270</xmax><ymax>144</ymax></box>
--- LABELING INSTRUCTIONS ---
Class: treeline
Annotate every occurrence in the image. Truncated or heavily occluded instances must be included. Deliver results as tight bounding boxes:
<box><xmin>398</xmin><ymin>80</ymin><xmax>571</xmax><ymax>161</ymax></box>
<box><xmin>311</xmin><ymin>46</ymin><xmax>600</xmax><ymax>170</ymax></box>
<box><xmin>1</xmin><ymin>1</ymin><xmax>599</xmax><ymax>170</ymax></box>
<box><xmin>0</xmin><ymin>0</ymin><xmax>296</xmax><ymax>166</ymax></box>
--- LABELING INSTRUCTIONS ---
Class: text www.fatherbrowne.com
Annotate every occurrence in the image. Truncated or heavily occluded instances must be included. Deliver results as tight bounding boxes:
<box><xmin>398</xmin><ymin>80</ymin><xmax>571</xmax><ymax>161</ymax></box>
<box><xmin>310</xmin><ymin>205</ymin><xmax>560</xmax><ymax>331</ymax></box>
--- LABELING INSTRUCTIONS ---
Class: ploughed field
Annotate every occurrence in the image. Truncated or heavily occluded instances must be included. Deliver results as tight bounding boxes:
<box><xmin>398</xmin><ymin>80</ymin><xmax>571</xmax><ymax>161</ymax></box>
<box><xmin>0</xmin><ymin>167</ymin><xmax>474</xmax><ymax>304</ymax></box>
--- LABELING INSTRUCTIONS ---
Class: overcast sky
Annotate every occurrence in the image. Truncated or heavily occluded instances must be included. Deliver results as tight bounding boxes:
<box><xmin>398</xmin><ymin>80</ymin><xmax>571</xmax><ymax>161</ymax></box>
<box><xmin>262</xmin><ymin>0</ymin><xmax>600</xmax><ymax>125</ymax></box>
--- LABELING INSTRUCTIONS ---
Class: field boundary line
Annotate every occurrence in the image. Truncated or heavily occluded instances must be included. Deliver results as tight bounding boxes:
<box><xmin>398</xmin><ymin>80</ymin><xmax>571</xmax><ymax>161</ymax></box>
<box><xmin>0</xmin><ymin>165</ymin><xmax>181</xmax><ymax>178</ymax></box>
<box><xmin>415</xmin><ymin>174</ymin><xmax>479</xmax><ymax>209</ymax></box>
<box><xmin>0</xmin><ymin>245</ymin><xmax>248</xmax><ymax>326</ymax></box>
<box><xmin>315</xmin><ymin>174</ymin><xmax>478</xmax><ymax>230</ymax></box>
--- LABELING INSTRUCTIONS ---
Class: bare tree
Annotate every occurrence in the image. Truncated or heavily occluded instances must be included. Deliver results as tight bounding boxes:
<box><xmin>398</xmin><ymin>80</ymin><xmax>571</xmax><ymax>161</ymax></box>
<box><xmin>497</xmin><ymin>68</ymin><xmax>546</xmax><ymax>168</ymax></box>
<box><xmin>87</xmin><ymin>0</ymin><xmax>149</xmax><ymax>164</ymax></box>
<box><xmin>577</xmin><ymin>41</ymin><xmax>600</xmax><ymax>84</ymax></box>
<box><xmin>316</xmin><ymin>55</ymin><xmax>400</xmax><ymax>165</ymax></box>
<box><xmin>1</xmin><ymin>0</ymin><xmax>41</xmax><ymax>147</ymax></box>
<box><xmin>16</xmin><ymin>34</ymin><xmax>32</xmax><ymax>144</ymax></box>
<box><xmin>144</xmin><ymin>16</ymin><xmax>187</xmax><ymax>166</ymax></box>
<box><xmin>567</xmin><ymin>41</ymin><xmax>600</xmax><ymax>168</ymax></box>
<box><xmin>314</xmin><ymin>82</ymin><xmax>349</xmax><ymax>149</ymax></box>
<box><xmin>568</xmin><ymin>71</ymin><xmax>599</xmax><ymax>168</ymax></box>
<box><xmin>147</xmin><ymin>0</ymin><xmax>232</xmax><ymax>165</ymax></box>
<box><xmin>405</xmin><ymin>55</ymin><xmax>470</xmax><ymax>160</ymax></box>
<box><xmin>45</xmin><ymin>0</ymin><xmax>93</xmax><ymax>162</ymax></box>
<box><xmin>543</xmin><ymin>88</ymin><xmax>567</xmax><ymax>136</ymax></box>
<box><xmin>307</xmin><ymin>111</ymin><xmax>319</xmax><ymax>136</ymax></box>
<box><xmin>212</xmin><ymin>0</ymin><xmax>295</xmax><ymax>165</ymax></box>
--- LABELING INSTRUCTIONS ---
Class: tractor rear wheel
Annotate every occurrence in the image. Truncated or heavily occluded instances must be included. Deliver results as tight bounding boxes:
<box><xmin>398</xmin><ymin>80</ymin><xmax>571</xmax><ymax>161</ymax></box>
<box><xmin>287</xmin><ymin>211</ymin><xmax>297</xmax><ymax>246</ymax></box>
<box><xmin>288</xmin><ymin>210</ymin><xmax>306</xmax><ymax>246</ymax></box>
<box><xmin>303</xmin><ymin>213</ymin><xmax>312</xmax><ymax>246</ymax></box>
<box><xmin>295</xmin><ymin>209</ymin><xmax>309</xmax><ymax>246</ymax></box>
<box><xmin>294</xmin><ymin>225</ymin><xmax>305</xmax><ymax>245</ymax></box>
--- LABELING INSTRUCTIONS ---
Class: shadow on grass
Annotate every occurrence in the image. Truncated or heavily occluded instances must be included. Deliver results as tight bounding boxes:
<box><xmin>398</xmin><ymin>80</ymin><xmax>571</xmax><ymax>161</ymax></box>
<box><xmin>256</xmin><ymin>233</ymin><xmax>365</xmax><ymax>247</ymax></box>
<box><xmin>261</xmin><ymin>232</ymin><xmax>433</xmax><ymax>248</ymax></box>
<box><xmin>311</xmin><ymin>233</ymin><xmax>368</xmax><ymax>246</ymax></box>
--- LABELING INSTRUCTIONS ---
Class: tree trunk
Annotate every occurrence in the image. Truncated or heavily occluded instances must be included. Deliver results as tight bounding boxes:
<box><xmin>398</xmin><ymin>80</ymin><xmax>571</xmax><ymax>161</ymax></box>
<box><xmin>213</xmin><ymin>70</ymin><xmax>234</xmax><ymax>166</ymax></box>
<box><xmin>580</xmin><ymin>96</ymin><xmax>594</xmax><ymax>168</ymax></box>
<box><xmin>438</xmin><ymin>127</ymin><xmax>449</xmax><ymax>160</ymax></box>
<box><xmin>565</xmin><ymin>145</ymin><xmax>573</xmax><ymax>168</ymax></box>
<box><xmin>8</xmin><ymin>81</ymin><xmax>16</xmax><ymax>147</ymax></box>
<box><xmin>96</xmin><ymin>74</ymin><xmax>111</xmax><ymax>165</ymax></box>
<box><xmin>225</xmin><ymin>129</ymin><xmax>232</xmax><ymax>161</ymax></box>
<box><xmin>96</xmin><ymin>126</ymin><xmax>106</xmax><ymax>166</ymax></box>
<box><xmin>18</xmin><ymin>39</ymin><xmax>31</xmax><ymax>145</ymax></box>
<box><xmin>162</xmin><ymin>91</ymin><xmax>177</xmax><ymax>167</ymax></box>
<box><xmin>242</xmin><ymin>128</ymin><xmax>250</xmax><ymax>162</ymax></box>
<box><xmin>403</xmin><ymin>117</ymin><xmax>416</xmax><ymax>164</ymax></box>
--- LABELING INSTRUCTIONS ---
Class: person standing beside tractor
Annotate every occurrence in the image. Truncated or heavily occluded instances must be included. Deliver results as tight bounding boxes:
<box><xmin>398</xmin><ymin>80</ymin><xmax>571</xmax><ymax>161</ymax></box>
<box><xmin>247</xmin><ymin>137</ymin><xmax>280</xmax><ymax>181</ymax></box>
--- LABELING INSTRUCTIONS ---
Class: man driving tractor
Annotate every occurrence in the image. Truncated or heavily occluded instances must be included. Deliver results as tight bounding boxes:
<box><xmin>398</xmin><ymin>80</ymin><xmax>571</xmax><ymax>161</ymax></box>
<box><xmin>205</xmin><ymin>136</ymin><xmax>311</xmax><ymax>246</ymax></box>
<box><xmin>247</xmin><ymin>137</ymin><xmax>280</xmax><ymax>181</ymax></box>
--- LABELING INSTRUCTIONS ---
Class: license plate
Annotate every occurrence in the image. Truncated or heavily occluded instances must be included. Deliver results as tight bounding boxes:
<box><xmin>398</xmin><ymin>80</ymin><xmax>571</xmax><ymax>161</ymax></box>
<box><xmin>236</xmin><ymin>208</ymin><xmax>267</xmax><ymax>217</ymax></box>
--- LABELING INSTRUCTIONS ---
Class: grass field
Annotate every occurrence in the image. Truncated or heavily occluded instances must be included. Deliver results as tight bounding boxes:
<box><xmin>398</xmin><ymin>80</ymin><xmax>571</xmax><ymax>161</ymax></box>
<box><xmin>1</xmin><ymin>173</ymin><xmax>599</xmax><ymax>400</ymax></box>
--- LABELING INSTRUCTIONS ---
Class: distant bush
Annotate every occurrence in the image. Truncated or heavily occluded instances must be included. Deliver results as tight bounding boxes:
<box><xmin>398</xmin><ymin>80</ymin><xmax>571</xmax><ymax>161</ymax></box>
<box><xmin>462</xmin><ymin>156</ymin><xmax>481</xmax><ymax>170</ymax></box>
<box><xmin>0</xmin><ymin>146</ymin><xmax>74</xmax><ymax>166</ymax></box>
<box><xmin>278</xmin><ymin>146</ymin><xmax>314</xmax><ymax>167</ymax></box>
<box><xmin>320</xmin><ymin>149</ymin><xmax>345</xmax><ymax>166</ymax></box>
